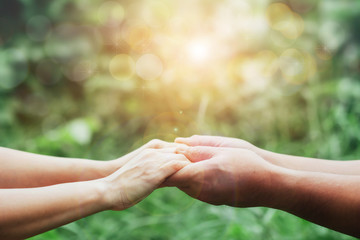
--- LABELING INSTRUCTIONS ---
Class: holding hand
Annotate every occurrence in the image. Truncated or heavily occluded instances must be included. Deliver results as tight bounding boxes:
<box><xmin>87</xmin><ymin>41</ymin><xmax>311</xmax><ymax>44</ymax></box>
<box><xmin>176</xmin><ymin>135</ymin><xmax>258</xmax><ymax>151</ymax></box>
<box><xmin>171</xmin><ymin>135</ymin><xmax>360</xmax><ymax>237</ymax></box>
<box><xmin>0</xmin><ymin>140</ymin><xmax>189</xmax><ymax>239</ymax></box>
<box><xmin>109</xmin><ymin>139</ymin><xmax>185</xmax><ymax>173</ymax></box>
<box><xmin>176</xmin><ymin>135</ymin><xmax>360</xmax><ymax>175</ymax></box>
<box><xmin>164</xmin><ymin>146</ymin><xmax>274</xmax><ymax>207</ymax></box>
<box><xmin>103</xmin><ymin>147</ymin><xmax>190</xmax><ymax>210</ymax></box>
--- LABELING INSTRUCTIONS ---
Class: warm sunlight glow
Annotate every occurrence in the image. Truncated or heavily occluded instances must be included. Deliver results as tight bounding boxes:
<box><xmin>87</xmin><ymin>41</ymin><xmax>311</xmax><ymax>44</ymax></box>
<box><xmin>186</xmin><ymin>39</ymin><xmax>212</xmax><ymax>64</ymax></box>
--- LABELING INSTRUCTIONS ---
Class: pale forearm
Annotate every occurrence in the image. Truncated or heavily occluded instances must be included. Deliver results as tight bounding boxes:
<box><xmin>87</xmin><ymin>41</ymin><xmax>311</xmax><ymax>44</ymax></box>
<box><xmin>266</xmin><ymin>167</ymin><xmax>360</xmax><ymax>237</ymax></box>
<box><xmin>0</xmin><ymin>147</ymin><xmax>116</xmax><ymax>188</ymax></box>
<box><xmin>0</xmin><ymin>180</ymin><xmax>109</xmax><ymax>240</ymax></box>
<box><xmin>258</xmin><ymin>148</ymin><xmax>360</xmax><ymax>175</ymax></box>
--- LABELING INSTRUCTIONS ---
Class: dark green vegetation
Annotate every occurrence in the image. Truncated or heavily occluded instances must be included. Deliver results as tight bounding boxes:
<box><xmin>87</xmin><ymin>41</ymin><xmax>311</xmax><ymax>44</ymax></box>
<box><xmin>1</xmin><ymin>0</ymin><xmax>360</xmax><ymax>239</ymax></box>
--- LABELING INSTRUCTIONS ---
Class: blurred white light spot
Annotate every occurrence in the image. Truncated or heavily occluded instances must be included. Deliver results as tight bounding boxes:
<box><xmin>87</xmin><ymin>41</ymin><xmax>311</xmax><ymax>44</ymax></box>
<box><xmin>68</xmin><ymin>120</ymin><xmax>91</xmax><ymax>145</ymax></box>
<box><xmin>136</xmin><ymin>54</ymin><xmax>163</xmax><ymax>80</ymax></box>
<box><xmin>186</xmin><ymin>40</ymin><xmax>211</xmax><ymax>63</ymax></box>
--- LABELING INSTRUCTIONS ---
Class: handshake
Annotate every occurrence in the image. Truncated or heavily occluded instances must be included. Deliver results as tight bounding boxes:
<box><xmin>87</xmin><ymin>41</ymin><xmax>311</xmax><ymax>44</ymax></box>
<box><xmin>1</xmin><ymin>135</ymin><xmax>360</xmax><ymax>239</ymax></box>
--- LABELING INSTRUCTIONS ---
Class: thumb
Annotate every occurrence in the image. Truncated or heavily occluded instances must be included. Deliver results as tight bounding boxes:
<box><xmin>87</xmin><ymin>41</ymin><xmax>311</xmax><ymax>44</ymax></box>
<box><xmin>162</xmin><ymin>164</ymin><xmax>195</xmax><ymax>187</ymax></box>
<box><xmin>163</xmin><ymin>163</ymin><xmax>205</xmax><ymax>199</ymax></box>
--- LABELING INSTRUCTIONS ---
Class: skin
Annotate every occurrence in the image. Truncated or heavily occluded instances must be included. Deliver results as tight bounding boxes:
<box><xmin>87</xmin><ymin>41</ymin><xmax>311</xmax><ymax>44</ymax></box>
<box><xmin>0</xmin><ymin>140</ymin><xmax>189</xmax><ymax>240</ymax></box>
<box><xmin>164</xmin><ymin>137</ymin><xmax>360</xmax><ymax>238</ymax></box>
<box><xmin>175</xmin><ymin>135</ymin><xmax>360</xmax><ymax>175</ymax></box>
<box><xmin>0</xmin><ymin>139</ymin><xmax>180</xmax><ymax>188</ymax></box>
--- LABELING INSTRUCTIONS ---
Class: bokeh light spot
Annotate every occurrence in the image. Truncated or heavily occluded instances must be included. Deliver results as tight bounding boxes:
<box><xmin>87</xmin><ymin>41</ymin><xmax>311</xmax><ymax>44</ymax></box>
<box><xmin>136</xmin><ymin>54</ymin><xmax>163</xmax><ymax>81</ymax></box>
<box><xmin>26</xmin><ymin>15</ymin><xmax>51</xmax><ymax>42</ymax></box>
<box><xmin>122</xmin><ymin>23</ymin><xmax>153</xmax><ymax>52</ymax></box>
<box><xmin>68</xmin><ymin>119</ymin><xmax>92</xmax><ymax>145</ymax></box>
<box><xmin>267</xmin><ymin>3</ymin><xmax>304</xmax><ymax>39</ymax></box>
<box><xmin>141</xmin><ymin>1</ymin><xmax>171</xmax><ymax>28</ymax></box>
<box><xmin>0</xmin><ymin>49</ymin><xmax>28</xmax><ymax>90</ymax></box>
<box><xmin>63</xmin><ymin>60</ymin><xmax>97</xmax><ymax>82</ymax></box>
<box><xmin>98</xmin><ymin>1</ymin><xmax>125</xmax><ymax>26</ymax></box>
<box><xmin>109</xmin><ymin>54</ymin><xmax>135</xmax><ymax>81</ymax></box>
<box><xmin>279</xmin><ymin>49</ymin><xmax>317</xmax><ymax>85</ymax></box>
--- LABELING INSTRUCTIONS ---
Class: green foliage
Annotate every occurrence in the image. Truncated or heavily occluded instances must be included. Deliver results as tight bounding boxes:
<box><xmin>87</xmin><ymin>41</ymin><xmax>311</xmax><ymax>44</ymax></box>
<box><xmin>1</xmin><ymin>0</ymin><xmax>360</xmax><ymax>239</ymax></box>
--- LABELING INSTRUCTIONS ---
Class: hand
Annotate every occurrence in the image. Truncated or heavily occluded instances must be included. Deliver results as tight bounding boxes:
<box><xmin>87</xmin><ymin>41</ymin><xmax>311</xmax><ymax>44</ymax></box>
<box><xmin>101</xmin><ymin>147</ymin><xmax>190</xmax><ymax>211</ymax></box>
<box><xmin>164</xmin><ymin>146</ymin><xmax>275</xmax><ymax>207</ymax></box>
<box><xmin>108</xmin><ymin>139</ymin><xmax>182</xmax><ymax>173</ymax></box>
<box><xmin>175</xmin><ymin>135</ymin><xmax>259</xmax><ymax>152</ymax></box>
<box><xmin>175</xmin><ymin>135</ymin><xmax>269</xmax><ymax>163</ymax></box>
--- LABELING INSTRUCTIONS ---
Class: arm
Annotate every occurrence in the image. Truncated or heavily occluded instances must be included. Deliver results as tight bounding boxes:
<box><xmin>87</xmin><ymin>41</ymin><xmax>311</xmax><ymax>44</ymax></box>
<box><xmin>0</xmin><ymin>140</ymin><xmax>177</xmax><ymax>188</ymax></box>
<box><xmin>268</xmin><ymin>167</ymin><xmax>360</xmax><ymax>237</ymax></box>
<box><xmin>165</xmin><ymin>145</ymin><xmax>360</xmax><ymax>238</ymax></box>
<box><xmin>0</xmin><ymin>147</ymin><xmax>189</xmax><ymax>239</ymax></box>
<box><xmin>0</xmin><ymin>180</ymin><xmax>107</xmax><ymax>240</ymax></box>
<box><xmin>0</xmin><ymin>147</ymin><xmax>111</xmax><ymax>188</ymax></box>
<box><xmin>260</xmin><ymin>150</ymin><xmax>360</xmax><ymax>175</ymax></box>
<box><xmin>175</xmin><ymin>135</ymin><xmax>360</xmax><ymax>175</ymax></box>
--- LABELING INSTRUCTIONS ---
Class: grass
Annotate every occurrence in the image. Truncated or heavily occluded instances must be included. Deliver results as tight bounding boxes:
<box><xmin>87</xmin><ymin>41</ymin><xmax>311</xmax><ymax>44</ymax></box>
<box><xmin>28</xmin><ymin>186</ymin><xmax>357</xmax><ymax>240</ymax></box>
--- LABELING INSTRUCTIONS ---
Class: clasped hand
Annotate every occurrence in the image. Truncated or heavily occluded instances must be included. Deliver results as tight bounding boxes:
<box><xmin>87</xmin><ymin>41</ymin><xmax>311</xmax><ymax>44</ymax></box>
<box><xmin>3</xmin><ymin>135</ymin><xmax>360</xmax><ymax>239</ymax></box>
<box><xmin>102</xmin><ymin>136</ymin><xmax>272</xmax><ymax>211</ymax></box>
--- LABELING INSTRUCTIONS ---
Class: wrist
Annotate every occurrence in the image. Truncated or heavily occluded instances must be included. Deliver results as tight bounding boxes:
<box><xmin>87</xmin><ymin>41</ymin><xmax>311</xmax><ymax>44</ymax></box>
<box><xmin>93</xmin><ymin>178</ymin><xmax>117</xmax><ymax>211</ymax></box>
<box><xmin>77</xmin><ymin>179</ymin><xmax>112</xmax><ymax>212</ymax></box>
<box><xmin>98</xmin><ymin>160</ymin><xmax>119</xmax><ymax>177</ymax></box>
<box><xmin>262</xmin><ymin>166</ymin><xmax>300</xmax><ymax>211</ymax></box>
<box><xmin>257</xmin><ymin>149</ymin><xmax>282</xmax><ymax>166</ymax></box>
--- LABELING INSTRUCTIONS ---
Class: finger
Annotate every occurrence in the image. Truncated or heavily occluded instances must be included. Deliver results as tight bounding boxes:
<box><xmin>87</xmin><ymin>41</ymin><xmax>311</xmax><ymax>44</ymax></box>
<box><xmin>157</xmin><ymin>152</ymin><xmax>191</xmax><ymax>164</ymax></box>
<box><xmin>138</xmin><ymin>147</ymin><xmax>179</xmax><ymax>160</ymax></box>
<box><xmin>175</xmin><ymin>136</ymin><xmax>196</xmax><ymax>146</ymax></box>
<box><xmin>119</xmin><ymin>141</ymin><xmax>187</xmax><ymax>166</ymax></box>
<box><xmin>163</xmin><ymin>162</ymin><xmax>205</xmax><ymax>200</ymax></box>
<box><xmin>155</xmin><ymin>147</ymin><xmax>178</xmax><ymax>154</ymax></box>
<box><xmin>158</xmin><ymin>155</ymin><xmax>191</xmax><ymax>178</ymax></box>
<box><xmin>160</xmin><ymin>160</ymin><xmax>189</xmax><ymax>176</ymax></box>
<box><xmin>162</xmin><ymin>164</ymin><xmax>197</xmax><ymax>187</ymax></box>
<box><xmin>175</xmin><ymin>145</ymin><xmax>218</xmax><ymax>162</ymax></box>
<box><xmin>157</xmin><ymin>154</ymin><xmax>190</xmax><ymax>188</ymax></box>
<box><xmin>146</xmin><ymin>139</ymin><xmax>186</xmax><ymax>149</ymax></box>
<box><xmin>175</xmin><ymin>135</ymin><xmax>219</xmax><ymax>147</ymax></box>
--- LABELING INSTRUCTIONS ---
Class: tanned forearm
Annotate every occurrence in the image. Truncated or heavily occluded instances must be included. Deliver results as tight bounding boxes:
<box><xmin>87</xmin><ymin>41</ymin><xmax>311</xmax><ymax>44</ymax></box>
<box><xmin>266</xmin><ymin>167</ymin><xmax>360</xmax><ymax>237</ymax></box>
<box><xmin>258</xmin><ymin>149</ymin><xmax>360</xmax><ymax>175</ymax></box>
<box><xmin>0</xmin><ymin>180</ymin><xmax>109</xmax><ymax>240</ymax></box>
<box><xmin>0</xmin><ymin>147</ymin><xmax>116</xmax><ymax>188</ymax></box>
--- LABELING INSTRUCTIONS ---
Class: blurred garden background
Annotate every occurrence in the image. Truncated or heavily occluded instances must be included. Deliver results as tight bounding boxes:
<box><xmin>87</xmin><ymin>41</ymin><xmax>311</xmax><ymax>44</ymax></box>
<box><xmin>1</xmin><ymin>0</ymin><xmax>360</xmax><ymax>239</ymax></box>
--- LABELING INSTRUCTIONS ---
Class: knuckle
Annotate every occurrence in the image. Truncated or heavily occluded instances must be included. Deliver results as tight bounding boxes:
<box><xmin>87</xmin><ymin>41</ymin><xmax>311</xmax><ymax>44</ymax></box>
<box><xmin>168</xmin><ymin>161</ymin><xmax>182</xmax><ymax>170</ymax></box>
<box><xmin>147</xmin><ymin>139</ymin><xmax>164</xmax><ymax>149</ymax></box>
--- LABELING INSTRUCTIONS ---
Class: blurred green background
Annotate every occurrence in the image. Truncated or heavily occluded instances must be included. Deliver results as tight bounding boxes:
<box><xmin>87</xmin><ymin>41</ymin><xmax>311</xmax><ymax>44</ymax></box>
<box><xmin>1</xmin><ymin>0</ymin><xmax>360</xmax><ymax>239</ymax></box>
